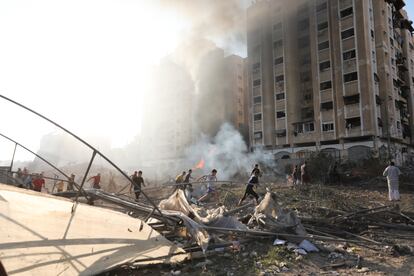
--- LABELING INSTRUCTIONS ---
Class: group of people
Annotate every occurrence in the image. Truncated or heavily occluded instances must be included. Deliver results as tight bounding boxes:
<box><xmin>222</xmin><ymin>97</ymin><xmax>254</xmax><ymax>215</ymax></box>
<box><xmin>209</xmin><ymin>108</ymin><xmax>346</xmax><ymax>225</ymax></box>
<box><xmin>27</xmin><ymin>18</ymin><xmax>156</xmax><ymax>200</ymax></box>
<box><xmin>14</xmin><ymin>168</ymin><xmax>46</xmax><ymax>192</ymax></box>
<box><xmin>291</xmin><ymin>161</ymin><xmax>310</xmax><ymax>185</ymax></box>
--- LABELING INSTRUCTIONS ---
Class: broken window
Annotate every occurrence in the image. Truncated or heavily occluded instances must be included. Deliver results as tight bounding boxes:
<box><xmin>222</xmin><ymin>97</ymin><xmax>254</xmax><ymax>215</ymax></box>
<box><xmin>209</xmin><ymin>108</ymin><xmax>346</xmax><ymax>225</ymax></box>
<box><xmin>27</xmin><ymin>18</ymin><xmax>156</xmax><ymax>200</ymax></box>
<box><xmin>275</xmin><ymin>75</ymin><xmax>284</xmax><ymax>83</ymax></box>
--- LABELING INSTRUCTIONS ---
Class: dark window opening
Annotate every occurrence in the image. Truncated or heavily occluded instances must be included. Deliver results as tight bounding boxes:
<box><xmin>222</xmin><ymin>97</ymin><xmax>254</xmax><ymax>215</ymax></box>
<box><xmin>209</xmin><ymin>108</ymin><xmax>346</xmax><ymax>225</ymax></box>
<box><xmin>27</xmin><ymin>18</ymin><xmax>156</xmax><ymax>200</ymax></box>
<box><xmin>276</xmin><ymin>93</ymin><xmax>285</xmax><ymax>100</ymax></box>
<box><xmin>375</xmin><ymin>95</ymin><xmax>382</xmax><ymax>105</ymax></box>
<box><xmin>254</xmin><ymin>131</ymin><xmax>262</xmax><ymax>139</ymax></box>
<box><xmin>322</xmin><ymin>123</ymin><xmax>334</xmax><ymax>132</ymax></box>
<box><xmin>343</xmin><ymin>49</ymin><xmax>356</xmax><ymax>60</ymax></box>
<box><xmin>253</xmin><ymin>79</ymin><xmax>261</xmax><ymax>86</ymax></box>
<box><xmin>340</xmin><ymin>7</ymin><xmax>353</xmax><ymax>18</ymax></box>
<box><xmin>319</xmin><ymin>60</ymin><xmax>331</xmax><ymax>71</ymax></box>
<box><xmin>276</xmin><ymin>111</ymin><xmax>286</xmax><ymax>118</ymax></box>
<box><xmin>253</xmin><ymin>96</ymin><xmax>261</xmax><ymax>104</ymax></box>
<box><xmin>273</xmin><ymin>40</ymin><xmax>283</xmax><ymax>48</ymax></box>
<box><xmin>304</xmin><ymin>93</ymin><xmax>312</xmax><ymax>101</ymax></box>
<box><xmin>341</xmin><ymin>28</ymin><xmax>355</xmax><ymax>40</ymax></box>
<box><xmin>321</xmin><ymin>101</ymin><xmax>333</xmax><ymax>110</ymax></box>
<box><xmin>318</xmin><ymin>41</ymin><xmax>329</xmax><ymax>51</ymax></box>
<box><xmin>275</xmin><ymin>75</ymin><xmax>284</xmax><ymax>82</ymax></box>
<box><xmin>254</xmin><ymin>114</ymin><xmax>262</xmax><ymax>121</ymax></box>
<box><xmin>346</xmin><ymin>117</ymin><xmax>361</xmax><ymax>128</ymax></box>
<box><xmin>318</xmin><ymin>22</ymin><xmax>328</xmax><ymax>31</ymax></box>
<box><xmin>252</xmin><ymin>62</ymin><xmax>260</xmax><ymax>70</ymax></box>
<box><xmin>344</xmin><ymin>72</ymin><xmax>358</xmax><ymax>82</ymax></box>
<box><xmin>343</xmin><ymin>94</ymin><xmax>360</xmax><ymax>105</ymax></box>
<box><xmin>320</xmin><ymin>81</ymin><xmax>332</xmax><ymax>90</ymax></box>
<box><xmin>274</xmin><ymin>57</ymin><xmax>283</xmax><ymax>65</ymax></box>
<box><xmin>377</xmin><ymin>117</ymin><xmax>383</xmax><ymax>127</ymax></box>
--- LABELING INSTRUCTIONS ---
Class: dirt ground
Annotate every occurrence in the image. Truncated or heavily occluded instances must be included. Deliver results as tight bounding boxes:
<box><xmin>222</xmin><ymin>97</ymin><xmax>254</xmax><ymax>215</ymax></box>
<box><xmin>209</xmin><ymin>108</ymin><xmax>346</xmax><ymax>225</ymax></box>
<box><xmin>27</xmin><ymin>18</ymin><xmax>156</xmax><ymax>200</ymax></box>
<box><xmin>102</xmin><ymin>180</ymin><xmax>414</xmax><ymax>276</ymax></box>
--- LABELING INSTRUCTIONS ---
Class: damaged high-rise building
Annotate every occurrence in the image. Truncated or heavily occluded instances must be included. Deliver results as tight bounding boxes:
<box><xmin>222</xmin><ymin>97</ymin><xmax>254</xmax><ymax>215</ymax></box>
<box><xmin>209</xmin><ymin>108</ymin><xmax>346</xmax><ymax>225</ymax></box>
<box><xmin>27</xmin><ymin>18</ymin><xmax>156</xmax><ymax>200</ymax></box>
<box><xmin>247</xmin><ymin>0</ymin><xmax>414</xmax><ymax>164</ymax></box>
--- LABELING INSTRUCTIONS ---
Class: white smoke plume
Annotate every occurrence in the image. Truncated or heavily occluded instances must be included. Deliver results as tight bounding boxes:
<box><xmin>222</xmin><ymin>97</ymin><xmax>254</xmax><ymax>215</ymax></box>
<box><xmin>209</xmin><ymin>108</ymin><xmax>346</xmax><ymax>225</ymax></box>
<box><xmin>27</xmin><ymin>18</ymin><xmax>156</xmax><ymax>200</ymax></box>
<box><xmin>185</xmin><ymin>123</ymin><xmax>278</xmax><ymax>180</ymax></box>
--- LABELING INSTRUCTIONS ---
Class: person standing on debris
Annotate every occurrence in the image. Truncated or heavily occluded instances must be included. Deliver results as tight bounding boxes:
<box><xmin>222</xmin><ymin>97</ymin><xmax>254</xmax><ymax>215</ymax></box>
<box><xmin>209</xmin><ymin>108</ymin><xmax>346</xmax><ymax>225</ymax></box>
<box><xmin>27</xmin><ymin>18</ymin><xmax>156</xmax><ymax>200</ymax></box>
<box><xmin>67</xmin><ymin>174</ymin><xmax>75</xmax><ymax>191</ymax></box>
<box><xmin>238</xmin><ymin>170</ymin><xmax>260</xmax><ymax>206</ymax></box>
<box><xmin>198</xmin><ymin>169</ymin><xmax>218</xmax><ymax>202</ymax></box>
<box><xmin>183</xmin><ymin>169</ymin><xmax>193</xmax><ymax>189</ymax></box>
<box><xmin>292</xmin><ymin>165</ymin><xmax>300</xmax><ymax>185</ymax></box>
<box><xmin>175</xmin><ymin>171</ymin><xmax>186</xmax><ymax>190</ymax></box>
<box><xmin>87</xmin><ymin>173</ymin><xmax>101</xmax><ymax>189</ymax></box>
<box><xmin>32</xmin><ymin>173</ymin><xmax>45</xmax><ymax>192</ymax></box>
<box><xmin>130</xmin><ymin>170</ymin><xmax>145</xmax><ymax>201</ymax></box>
<box><xmin>301</xmin><ymin>161</ymin><xmax>310</xmax><ymax>185</ymax></box>
<box><xmin>383</xmin><ymin>161</ymin><xmax>401</xmax><ymax>201</ymax></box>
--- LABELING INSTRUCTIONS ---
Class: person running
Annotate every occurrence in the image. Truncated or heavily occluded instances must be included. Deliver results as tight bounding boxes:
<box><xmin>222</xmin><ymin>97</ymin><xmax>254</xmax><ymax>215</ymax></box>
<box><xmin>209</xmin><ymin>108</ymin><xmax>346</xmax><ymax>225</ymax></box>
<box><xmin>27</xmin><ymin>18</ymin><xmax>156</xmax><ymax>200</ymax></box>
<box><xmin>130</xmin><ymin>171</ymin><xmax>145</xmax><ymax>201</ymax></box>
<box><xmin>198</xmin><ymin>169</ymin><xmax>218</xmax><ymax>203</ymax></box>
<box><xmin>238</xmin><ymin>170</ymin><xmax>260</xmax><ymax>206</ymax></box>
<box><xmin>175</xmin><ymin>171</ymin><xmax>186</xmax><ymax>190</ymax></box>
<box><xmin>32</xmin><ymin>173</ymin><xmax>45</xmax><ymax>192</ymax></box>
<box><xmin>383</xmin><ymin>161</ymin><xmax>401</xmax><ymax>201</ymax></box>
<box><xmin>87</xmin><ymin>173</ymin><xmax>101</xmax><ymax>189</ymax></box>
<box><xmin>251</xmin><ymin>164</ymin><xmax>261</xmax><ymax>176</ymax></box>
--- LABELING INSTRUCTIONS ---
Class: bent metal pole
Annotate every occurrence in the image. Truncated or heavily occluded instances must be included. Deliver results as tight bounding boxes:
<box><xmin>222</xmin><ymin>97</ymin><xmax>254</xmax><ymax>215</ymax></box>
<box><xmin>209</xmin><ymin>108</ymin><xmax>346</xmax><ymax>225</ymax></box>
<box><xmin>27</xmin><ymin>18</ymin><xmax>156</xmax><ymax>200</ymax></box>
<box><xmin>0</xmin><ymin>94</ymin><xmax>166</xmax><ymax>222</ymax></box>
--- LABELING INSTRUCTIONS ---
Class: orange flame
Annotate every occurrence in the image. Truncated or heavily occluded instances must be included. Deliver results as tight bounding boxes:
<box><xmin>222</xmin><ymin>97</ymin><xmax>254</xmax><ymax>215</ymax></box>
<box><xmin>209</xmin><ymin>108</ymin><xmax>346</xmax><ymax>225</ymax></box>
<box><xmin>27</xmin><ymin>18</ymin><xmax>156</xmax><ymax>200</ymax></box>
<box><xmin>195</xmin><ymin>159</ymin><xmax>205</xmax><ymax>169</ymax></box>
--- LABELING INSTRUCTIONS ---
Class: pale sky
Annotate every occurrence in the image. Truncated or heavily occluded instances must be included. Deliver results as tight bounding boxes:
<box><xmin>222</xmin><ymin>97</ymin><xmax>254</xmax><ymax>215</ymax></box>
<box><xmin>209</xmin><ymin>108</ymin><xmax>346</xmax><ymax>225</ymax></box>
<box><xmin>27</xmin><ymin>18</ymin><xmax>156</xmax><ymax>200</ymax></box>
<box><xmin>0</xmin><ymin>0</ymin><xmax>189</xmax><ymax>161</ymax></box>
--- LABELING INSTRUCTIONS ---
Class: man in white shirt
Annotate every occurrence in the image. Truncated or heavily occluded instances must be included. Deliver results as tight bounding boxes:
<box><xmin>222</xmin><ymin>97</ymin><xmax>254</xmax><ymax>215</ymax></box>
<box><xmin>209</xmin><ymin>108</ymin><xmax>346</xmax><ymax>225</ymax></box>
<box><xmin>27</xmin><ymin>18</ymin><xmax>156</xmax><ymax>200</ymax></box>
<box><xmin>198</xmin><ymin>169</ymin><xmax>218</xmax><ymax>203</ymax></box>
<box><xmin>383</xmin><ymin>161</ymin><xmax>401</xmax><ymax>201</ymax></box>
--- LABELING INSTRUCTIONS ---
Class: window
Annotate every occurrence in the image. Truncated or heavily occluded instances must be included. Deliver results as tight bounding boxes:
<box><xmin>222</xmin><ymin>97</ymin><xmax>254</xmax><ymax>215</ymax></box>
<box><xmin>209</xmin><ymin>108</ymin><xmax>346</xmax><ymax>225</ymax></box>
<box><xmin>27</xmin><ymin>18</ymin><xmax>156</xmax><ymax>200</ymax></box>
<box><xmin>304</xmin><ymin>94</ymin><xmax>312</xmax><ymax>101</ymax></box>
<box><xmin>346</xmin><ymin>117</ymin><xmax>361</xmax><ymax>128</ymax></box>
<box><xmin>321</xmin><ymin>101</ymin><xmax>333</xmax><ymax>110</ymax></box>
<box><xmin>274</xmin><ymin>57</ymin><xmax>283</xmax><ymax>65</ymax></box>
<box><xmin>319</xmin><ymin>60</ymin><xmax>331</xmax><ymax>71</ymax></box>
<box><xmin>344</xmin><ymin>72</ymin><xmax>358</xmax><ymax>82</ymax></box>
<box><xmin>276</xmin><ymin>129</ymin><xmax>286</xmax><ymax>137</ymax></box>
<box><xmin>340</xmin><ymin>7</ymin><xmax>353</xmax><ymax>18</ymax></box>
<box><xmin>343</xmin><ymin>49</ymin><xmax>356</xmax><ymax>60</ymax></box>
<box><xmin>254</xmin><ymin>131</ymin><xmax>262</xmax><ymax>139</ymax></box>
<box><xmin>318</xmin><ymin>22</ymin><xmax>328</xmax><ymax>31</ymax></box>
<box><xmin>254</xmin><ymin>114</ymin><xmax>262</xmax><ymax>121</ymax></box>
<box><xmin>343</xmin><ymin>94</ymin><xmax>360</xmax><ymax>105</ymax></box>
<box><xmin>252</xmin><ymin>62</ymin><xmax>260</xmax><ymax>70</ymax></box>
<box><xmin>322</xmin><ymin>123</ymin><xmax>334</xmax><ymax>132</ymax></box>
<box><xmin>276</xmin><ymin>93</ymin><xmax>285</xmax><ymax>100</ymax></box>
<box><xmin>371</xmin><ymin>29</ymin><xmax>374</xmax><ymax>38</ymax></box>
<box><xmin>318</xmin><ymin>41</ymin><xmax>329</xmax><ymax>51</ymax></box>
<box><xmin>275</xmin><ymin>75</ymin><xmax>284</xmax><ymax>82</ymax></box>
<box><xmin>273</xmin><ymin>40</ymin><xmax>283</xmax><ymax>48</ymax></box>
<box><xmin>304</xmin><ymin>122</ymin><xmax>315</xmax><ymax>132</ymax></box>
<box><xmin>276</xmin><ymin>111</ymin><xmax>286</xmax><ymax>118</ymax></box>
<box><xmin>253</xmin><ymin>96</ymin><xmax>262</xmax><ymax>104</ymax></box>
<box><xmin>320</xmin><ymin>81</ymin><xmax>332</xmax><ymax>90</ymax></box>
<box><xmin>253</xmin><ymin>79</ymin><xmax>261</xmax><ymax>86</ymax></box>
<box><xmin>316</xmin><ymin>2</ymin><xmax>327</xmax><ymax>13</ymax></box>
<box><xmin>341</xmin><ymin>28</ymin><xmax>355</xmax><ymax>40</ymax></box>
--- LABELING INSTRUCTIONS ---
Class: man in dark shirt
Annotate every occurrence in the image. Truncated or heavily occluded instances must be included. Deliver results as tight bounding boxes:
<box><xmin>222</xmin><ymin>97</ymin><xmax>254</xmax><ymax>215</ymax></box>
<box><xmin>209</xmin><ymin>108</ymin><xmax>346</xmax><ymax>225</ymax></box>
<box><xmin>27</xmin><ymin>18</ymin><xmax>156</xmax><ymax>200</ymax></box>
<box><xmin>238</xmin><ymin>170</ymin><xmax>260</xmax><ymax>206</ymax></box>
<box><xmin>183</xmin><ymin>169</ymin><xmax>193</xmax><ymax>188</ymax></box>
<box><xmin>251</xmin><ymin>164</ymin><xmax>261</xmax><ymax>176</ymax></box>
<box><xmin>130</xmin><ymin>171</ymin><xmax>145</xmax><ymax>201</ymax></box>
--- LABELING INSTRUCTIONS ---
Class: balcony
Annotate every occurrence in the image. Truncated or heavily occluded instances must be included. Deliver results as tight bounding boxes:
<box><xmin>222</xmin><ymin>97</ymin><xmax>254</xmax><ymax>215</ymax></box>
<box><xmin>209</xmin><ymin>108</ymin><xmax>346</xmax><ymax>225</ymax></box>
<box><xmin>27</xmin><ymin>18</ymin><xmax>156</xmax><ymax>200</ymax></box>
<box><xmin>345</xmin><ymin>103</ymin><xmax>360</xmax><ymax>118</ymax></box>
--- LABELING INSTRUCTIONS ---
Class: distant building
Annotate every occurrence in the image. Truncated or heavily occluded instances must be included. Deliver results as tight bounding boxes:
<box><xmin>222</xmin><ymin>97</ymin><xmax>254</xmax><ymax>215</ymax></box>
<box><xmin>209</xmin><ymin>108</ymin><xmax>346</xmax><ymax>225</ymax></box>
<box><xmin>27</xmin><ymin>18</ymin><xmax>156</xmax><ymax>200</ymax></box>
<box><xmin>247</xmin><ymin>0</ymin><xmax>414</xmax><ymax>164</ymax></box>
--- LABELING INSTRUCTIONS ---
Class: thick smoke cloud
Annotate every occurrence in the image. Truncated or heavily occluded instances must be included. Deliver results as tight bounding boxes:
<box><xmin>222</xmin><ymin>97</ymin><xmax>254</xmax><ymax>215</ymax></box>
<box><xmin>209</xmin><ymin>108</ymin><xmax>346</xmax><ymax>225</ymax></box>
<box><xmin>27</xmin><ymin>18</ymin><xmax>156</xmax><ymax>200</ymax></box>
<box><xmin>185</xmin><ymin>123</ymin><xmax>277</xmax><ymax>180</ymax></box>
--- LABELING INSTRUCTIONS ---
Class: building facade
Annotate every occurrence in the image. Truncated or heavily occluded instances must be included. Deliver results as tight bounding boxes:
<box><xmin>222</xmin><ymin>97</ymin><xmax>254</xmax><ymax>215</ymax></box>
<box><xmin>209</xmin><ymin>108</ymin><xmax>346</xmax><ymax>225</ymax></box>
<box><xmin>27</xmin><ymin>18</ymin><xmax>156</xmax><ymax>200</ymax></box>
<box><xmin>247</xmin><ymin>0</ymin><xmax>414</xmax><ymax>163</ymax></box>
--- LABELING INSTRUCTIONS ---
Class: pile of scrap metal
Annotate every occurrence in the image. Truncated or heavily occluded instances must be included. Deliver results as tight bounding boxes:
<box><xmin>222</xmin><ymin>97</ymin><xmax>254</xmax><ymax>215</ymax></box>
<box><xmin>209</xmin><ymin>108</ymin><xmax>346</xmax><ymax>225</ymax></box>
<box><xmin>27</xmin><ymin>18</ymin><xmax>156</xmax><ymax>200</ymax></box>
<box><xmin>157</xmin><ymin>189</ymin><xmax>318</xmax><ymax>253</ymax></box>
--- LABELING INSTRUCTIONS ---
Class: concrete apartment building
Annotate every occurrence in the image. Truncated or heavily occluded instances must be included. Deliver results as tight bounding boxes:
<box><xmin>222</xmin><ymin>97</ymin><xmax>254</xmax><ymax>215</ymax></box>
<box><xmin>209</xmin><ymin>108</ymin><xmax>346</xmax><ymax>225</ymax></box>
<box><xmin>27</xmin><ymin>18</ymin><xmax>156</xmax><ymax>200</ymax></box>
<box><xmin>247</xmin><ymin>0</ymin><xmax>414</xmax><ymax>163</ymax></box>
